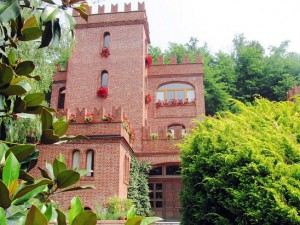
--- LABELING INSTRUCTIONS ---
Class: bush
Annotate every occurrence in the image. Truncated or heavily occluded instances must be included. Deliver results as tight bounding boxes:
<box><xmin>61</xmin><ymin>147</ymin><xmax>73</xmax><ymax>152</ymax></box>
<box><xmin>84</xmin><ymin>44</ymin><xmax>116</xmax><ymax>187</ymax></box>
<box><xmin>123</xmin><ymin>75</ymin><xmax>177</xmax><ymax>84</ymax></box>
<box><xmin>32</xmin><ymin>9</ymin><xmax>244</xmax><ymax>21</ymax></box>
<box><xmin>180</xmin><ymin>98</ymin><xmax>300</xmax><ymax>225</ymax></box>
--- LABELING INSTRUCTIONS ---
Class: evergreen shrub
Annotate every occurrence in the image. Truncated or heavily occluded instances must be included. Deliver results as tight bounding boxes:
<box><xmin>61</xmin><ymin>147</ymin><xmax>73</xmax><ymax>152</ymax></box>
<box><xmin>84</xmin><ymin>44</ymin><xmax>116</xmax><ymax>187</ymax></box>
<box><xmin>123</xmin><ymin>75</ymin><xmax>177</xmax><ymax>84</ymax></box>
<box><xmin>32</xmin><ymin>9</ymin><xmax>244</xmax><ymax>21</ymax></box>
<box><xmin>180</xmin><ymin>98</ymin><xmax>300</xmax><ymax>225</ymax></box>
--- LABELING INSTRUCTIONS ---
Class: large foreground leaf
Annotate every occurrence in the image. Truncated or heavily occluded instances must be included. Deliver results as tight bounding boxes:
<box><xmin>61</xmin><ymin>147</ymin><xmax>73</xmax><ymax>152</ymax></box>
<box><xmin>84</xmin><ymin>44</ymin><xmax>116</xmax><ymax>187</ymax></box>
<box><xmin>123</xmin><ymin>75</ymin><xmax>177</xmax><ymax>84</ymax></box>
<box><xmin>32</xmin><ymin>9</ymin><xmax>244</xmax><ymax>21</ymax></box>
<box><xmin>0</xmin><ymin>0</ymin><xmax>20</xmax><ymax>22</ymax></box>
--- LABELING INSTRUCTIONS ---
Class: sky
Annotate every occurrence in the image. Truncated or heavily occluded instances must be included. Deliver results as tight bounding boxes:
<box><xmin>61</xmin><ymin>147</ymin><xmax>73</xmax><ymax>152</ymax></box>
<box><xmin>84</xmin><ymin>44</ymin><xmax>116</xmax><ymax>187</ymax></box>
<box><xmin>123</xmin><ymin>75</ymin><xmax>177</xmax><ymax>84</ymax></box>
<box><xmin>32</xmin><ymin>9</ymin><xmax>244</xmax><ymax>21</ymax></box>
<box><xmin>91</xmin><ymin>0</ymin><xmax>300</xmax><ymax>54</ymax></box>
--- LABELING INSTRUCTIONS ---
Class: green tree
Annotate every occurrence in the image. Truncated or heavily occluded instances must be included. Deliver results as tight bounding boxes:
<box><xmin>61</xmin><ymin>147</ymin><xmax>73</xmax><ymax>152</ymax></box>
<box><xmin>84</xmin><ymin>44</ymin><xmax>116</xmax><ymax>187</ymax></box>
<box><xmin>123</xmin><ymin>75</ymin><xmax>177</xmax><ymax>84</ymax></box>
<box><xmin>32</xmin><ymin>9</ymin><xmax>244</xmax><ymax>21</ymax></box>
<box><xmin>180</xmin><ymin>97</ymin><xmax>300</xmax><ymax>225</ymax></box>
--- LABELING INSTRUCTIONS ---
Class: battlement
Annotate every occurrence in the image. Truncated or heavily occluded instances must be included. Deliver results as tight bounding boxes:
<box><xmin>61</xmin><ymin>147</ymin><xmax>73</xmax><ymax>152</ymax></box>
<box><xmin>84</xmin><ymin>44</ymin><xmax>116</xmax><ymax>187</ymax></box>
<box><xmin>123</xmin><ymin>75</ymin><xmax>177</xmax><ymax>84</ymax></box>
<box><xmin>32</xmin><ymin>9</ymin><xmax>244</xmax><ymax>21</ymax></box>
<box><xmin>155</xmin><ymin>55</ymin><xmax>203</xmax><ymax>65</ymax></box>
<box><xmin>148</xmin><ymin>55</ymin><xmax>204</xmax><ymax>76</ymax></box>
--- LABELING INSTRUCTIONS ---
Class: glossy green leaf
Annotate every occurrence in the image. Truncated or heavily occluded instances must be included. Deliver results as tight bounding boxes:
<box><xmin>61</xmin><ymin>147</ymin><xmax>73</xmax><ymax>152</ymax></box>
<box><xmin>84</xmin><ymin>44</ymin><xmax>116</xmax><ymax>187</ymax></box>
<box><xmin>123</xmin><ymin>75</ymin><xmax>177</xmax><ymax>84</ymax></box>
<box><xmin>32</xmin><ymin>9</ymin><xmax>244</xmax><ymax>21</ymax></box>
<box><xmin>45</xmin><ymin>162</ymin><xmax>55</xmax><ymax>180</ymax></box>
<box><xmin>73</xmin><ymin>6</ymin><xmax>88</xmax><ymax>22</ymax></box>
<box><xmin>43</xmin><ymin>204</ymin><xmax>52</xmax><ymax>221</ymax></box>
<box><xmin>25</xmin><ymin>106</ymin><xmax>44</xmax><ymax>114</ymax></box>
<box><xmin>0</xmin><ymin>179</ymin><xmax>11</xmax><ymax>209</ymax></box>
<box><xmin>57</xmin><ymin>170</ymin><xmax>80</xmax><ymax>189</ymax></box>
<box><xmin>14</xmin><ymin>97</ymin><xmax>26</xmax><ymax>113</ymax></box>
<box><xmin>61</xmin><ymin>185</ymin><xmax>95</xmax><ymax>192</ymax></box>
<box><xmin>38</xmin><ymin>167</ymin><xmax>51</xmax><ymax>180</ymax></box>
<box><xmin>78</xmin><ymin>169</ymin><xmax>93</xmax><ymax>176</ymax></box>
<box><xmin>39</xmin><ymin>20</ymin><xmax>52</xmax><ymax>48</ymax></box>
<box><xmin>15</xmin><ymin>113</ymin><xmax>37</xmax><ymax>119</ymax></box>
<box><xmin>8</xmin><ymin>50</ymin><xmax>15</xmax><ymax>66</ymax></box>
<box><xmin>59</xmin><ymin>153</ymin><xmax>65</xmax><ymax>162</ymax></box>
<box><xmin>13</xmin><ymin>179</ymin><xmax>52</xmax><ymax>199</ymax></box>
<box><xmin>0</xmin><ymin>0</ymin><xmax>20</xmax><ymax>22</ymax></box>
<box><xmin>41</xmin><ymin>108</ymin><xmax>53</xmax><ymax>131</ymax></box>
<box><xmin>72</xmin><ymin>210</ymin><xmax>97</xmax><ymax>225</ymax></box>
<box><xmin>3</xmin><ymin>153</ymin><xmax>20</xmax><ymax>187</ymax></box>
<box><xmin>69</xmin><ymin>196</ymin><xmax>83</xmax><ymax>225</ymax></box>
<box><xmin>20</xmin><ymin>16</ymin><xmax>43</xmax><ymax>41</ymax></box>
<box><xmin>0</xmin><ymin>143</ymin><xmax>8</xmax><ymax>163</ymax></box>
<box><xmin>0</xmin><ymin>94</ymin><xmax>4</xmax><ymax>110</ymax></box>
<box><xmin>25</xmin><ymin>205</ymin><xmax>48</xmax><ymax>225</ymax></box>
<box><xmin>24</xmin><ymin>93</ymin><xmax>45</xmax><ymax>107</ymax></box>
<box><xmin>41</xmin><ymin>5</ymin><xmax>62</xmax><ymax>22</ymax></box>
<box><xmin>19</xmin><ymin>170</ymin><xmax>35</xmax><ymax>181</ymax></box>
<box><xmin>126</xmin><ymin>206</ymin><xmax>136</xmax><ymax>219</ymax></box>
<box><xmin>0</xmin><ymin>207</ymin><xmax>7</xmax><ymax>225</ymax></box>
<box><xmin>65</xmin><ymin>12</ymin><xmax>76</xmax><ymax>30</ymax></box>
<box><xmin>0</xmin><ymin>63</ymin><xmax>13</xmax><ymax>88</ymax></box>
<box><xmin>41</xmin><ymin>129</ymin><xmax>60</xmax><ymax>144</ymax></box>
<box><xmin>15</xmin><ymin>61</ymin><xmax>35</xmax><ymax>76</ymax></box>
<box><xmin>140</xmin><ymin>217</ymin><xmax>162</xmax><ymax>225</ymax></box>
<box><xmin>0</xmin><ymin>84</ymin><xmax>27</xmax><ymax>96</ymax></box>
<box><xmin>56</xmin><ymin>208</ymin><xmax>66</xmax><ymax>225</ymax></box>
<box><xmin>53</xmin><ymin>121</ymin><xmax>68</xmax><ymax>137</ymax></box>
<box><xmin>51</xmin><ymin>18</ymin><xmax>61</xmax><ymax>47</ymax></box>
<box><xmin>6</xmin><ymin>210</ymin><xmax>26</xmax><ymax>221</ymax></box>
<box><xmin>13</xmin><ymin>185</ymin><xmax>46</xmax><ymax>205</ymax></box>
<box><xmin>6</xmin><ymin>144</ymin><xmax>35</xmax><ymax>162</ymax></box>
<box><xmin>53</xmin><ymin>158</ymin><xmax>67</xmax><ymax>178</ymax></box>
<box><xmin>125</xmin><ymin>217</ymin><xmax>144</xmax><ymax>225</ymax></box>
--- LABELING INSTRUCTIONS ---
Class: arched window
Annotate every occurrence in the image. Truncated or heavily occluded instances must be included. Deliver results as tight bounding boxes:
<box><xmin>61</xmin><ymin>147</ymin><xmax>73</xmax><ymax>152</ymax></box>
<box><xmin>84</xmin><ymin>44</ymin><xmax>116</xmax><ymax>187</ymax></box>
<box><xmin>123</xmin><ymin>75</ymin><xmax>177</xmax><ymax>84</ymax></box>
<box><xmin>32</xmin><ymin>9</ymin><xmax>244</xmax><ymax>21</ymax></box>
<box><xmin>72</xmin><ymin>150</ymin><xmax>80</xmax><ymax>170</ymax></box>
<box><xmin>104</xmin><ymin>32</ymin><xmax>110</xmax><ymax>48</ymax></box>
<box><xmin>101</xmin><ymin>71</ymin><xmax>108</xmax><ymax>87</ymax></box>
<box><xmin>156</xmin><ymin>83</ymin><xmax>195</xmax><ymax>103</ymax></box>
<box><xmin>86</xmin><ymin>150</ymin><xmax>94</xmax><ymax>177</ymax></box>
<box><xmin>58</xmin><ymin>87</ymin><xmax>66</xmax><ymax>109</ymax></box>
<box><xmin>168</xmin><ymin>124</ymin><xmax>186</xmax><ymax>136</ymax></box>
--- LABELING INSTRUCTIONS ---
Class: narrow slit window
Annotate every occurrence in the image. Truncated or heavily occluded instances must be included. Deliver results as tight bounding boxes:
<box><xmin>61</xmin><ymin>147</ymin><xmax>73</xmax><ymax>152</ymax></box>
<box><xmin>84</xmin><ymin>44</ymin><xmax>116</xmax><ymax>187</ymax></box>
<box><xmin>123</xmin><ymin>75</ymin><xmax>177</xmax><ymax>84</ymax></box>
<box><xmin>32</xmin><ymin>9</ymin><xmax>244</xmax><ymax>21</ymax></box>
<box><xmin>58</xmin><ymin>87</ymin><xmax>66</xmax><ymax>109</ymax></box>
<box><xmin>101</xmin><ymin>71</ymin><xmax>108</xmax><ymax>87</ymax></box>
<box><xmin>72</xmin><ymin>150</ymin><xmax>80</xmax><ymax>170</ymax></box>
<box><xmin>104</xmin><ymin>32</ymin><xmax>110</xmax><ymax>48</ymax></box>
<box><xmin>86</xmin><ymin>150</ymin><xmax>94</xmax><ymax>177</ymax></box>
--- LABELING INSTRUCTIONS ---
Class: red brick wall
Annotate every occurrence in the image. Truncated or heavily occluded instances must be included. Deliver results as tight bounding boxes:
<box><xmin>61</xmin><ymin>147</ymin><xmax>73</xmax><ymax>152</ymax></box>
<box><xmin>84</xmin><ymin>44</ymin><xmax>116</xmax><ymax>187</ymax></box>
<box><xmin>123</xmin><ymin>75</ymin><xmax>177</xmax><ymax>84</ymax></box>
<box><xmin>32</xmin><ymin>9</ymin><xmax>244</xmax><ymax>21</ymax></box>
<box><xmin>32</xmin><ymin>139</ymin><xmax>132</xmax><ymax>210</ymax></box>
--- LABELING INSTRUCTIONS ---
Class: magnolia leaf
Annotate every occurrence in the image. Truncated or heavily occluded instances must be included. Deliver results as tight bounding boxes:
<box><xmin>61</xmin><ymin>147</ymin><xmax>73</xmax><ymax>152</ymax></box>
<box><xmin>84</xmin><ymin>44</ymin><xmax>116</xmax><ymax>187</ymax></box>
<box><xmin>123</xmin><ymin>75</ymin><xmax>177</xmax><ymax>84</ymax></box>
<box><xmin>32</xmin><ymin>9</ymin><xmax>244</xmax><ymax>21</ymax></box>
<box><xmin>6</xmin><ymin>211</ymin><xmax>27</xmax><ymax>221</ymax></box>
<box><xmin>38</xmin><ymin>167</ymin><xmax>51</xmax><ymax>180</ymax></box>
<box><xmin>45</xmin><ymin>162</ymin><xmax>55</xmax><ymax>180</ymax></box>
<box><xmin>0</xmin><ymin>0</ymin><xmax>20</xmax><ymax>22</ymax></box>
<box><xmin>69</xmin><ymin>196</ymin><xmax>83</xmax><ymax>225</ymax></box>
<box><xmin>8</xmin><ymin>179</ymin><xmax>18</xmax><ymax>197</ymax></box>
<box><xmin>6</xmin><ymin>144</ymin><xmax>35</xmax><ymax>162</ymax></box>
<box><xmin>126</xmin><ymin>206</ymin><xmax>136</xmax><ymax>219</ymax></box>
<box><xmin>43</xmin><ymin>204</ymin><xmax>53</xmax><ymax>222</ymax></box>
<box><xmin>13</xmin><ymin>185</ymin><xmax>47</xmax><ymax>206</ymax></box>
<box><xmin>56</xmin><ymin>208</ymin><xmax>67</xmax><ymax>225</ymax></box>
<box><xmin>51</xmin><ymin>18</ymin><xmax>61</xmax><ymax>47</ymax></box>
<box><xmin>53</xmin><ymin>121</ymin><xmax>68</xmax><ymax>137</ymax></box>
<box><xmin>140</xmin><ymin>217</ymin><xmax>162</xmax><ymax>225</ymax></box>
<box><xmin>39</xmin><ymin>20</ymin><xmax>52</xmax><ymax>48</ymax></box>
<box><xmin>125</xmin><ymin>217</ymin><xmax>145</xmax><ymax>225</ymax></box>
<box><xmin>41</xmin><ymin>108</ymin><xmax>53</xmax><ymax>131</ymax></box>
<box><xmin>15</xmin><ymin>61</ymin><xmax>35</xmax><ymax>76</ymax></box>
<box><xmin>57</xmin><ymin>170</ymin><xmax>80</xmax><ymax>189</ymax></box>
<box><xmin>0</xmin><ymin>179</ymin><xmax>11</xmax><ymax>209</ymax></box>
<box><xmin>14</xmin><ymin>97</ymin><xmax>26</xmax><ymax>113</ymax></box>
<box><xmin>41</xmin><ymin>129</ymin><xmax>60</xmax><ymax>144</ymax></box>
<box><xmin>24</xmin><ymin>93</ymin><xmax>45</xmax><ymax>107</ymax></box>
<box><xmin>19</xmin><ymin>170</ymin><xmax>35</xmax><ymax>182</ymax></box>
<box><xmin>41</xmin><ymin>5</ymin><xmax>62</xmax><ymax>22</ymax></box>
<box><xmin>13</xmin><ymin>179</ymin><xmax>52</xmax><ymax>199</ymax></box>
<box><xmin>72</xmin><ymin>211</ymin><xmax>97</xmax><ymax>225</ymax></box>
<box><xmin>0</xmin><ymin>143</ymin><xmax>8</xmax><ymax>163</ymax></box>
<box><xmin>21</xmin><ymin>16</ymin><xmax>43</xmax><ymax>41</ymax></box>
<box><xmin>78</xmin><ymin>169</ymin><xmax>93</xmax><ymax>176</ymax></box>
<box><xmin>25</xmin><ymin>205</ymin><xmax>48</xmax><ymax>225</ymax></box>
<box><xmin>10</xmin><ymin>77</ymin><xmax>26</xmax><ymax>85</ymax></box>
<box><xmin>3</xmin><ymin>153</ymin><xmax>20</xmax><ymax>187</ymax></box>
<box><xmin>0</xmin><ymin>63</ymin><xmax>13</xmax><ymax>88</ymax></box>
<box><xmin>0</xmin><ymin>207</ymin><xmax>8</xmax><ymax>225</ymax></box>
<box><xmin>24</xmin><ymin>106</ymin><xmax>44</xmax><ymax>114</ymax></box>
<box><xmin>53</xmin><ymin>158</ymin><xmax>67</xmax><ymax>178</ymax></box>
<box><xmin>16</xmin><ymin>113</ymin><xmax>37</xmax><ymax>119</ymax></box>
<box><xmin>8</xmin><ymin>50</ymin><xmax>15</xmax><ymax>66</ymax></box>
<box><xmin>0</xmin><ymin>84</ymin><xmax>26</xmax><ymax>95</ymax></box>
<box><xmin>61</xmin><ymin>185</ymin><xmax>95</xmax><ymax>192</ymax></box>
<box><xmin>73</xmin><ymin>6</ymin><xmax>88</xmax><ymax>22</ymax></box>
<box><xmin>65</xmin><ymin>12</ymin><xmax>76</xmax><ymax>30</ymax></box>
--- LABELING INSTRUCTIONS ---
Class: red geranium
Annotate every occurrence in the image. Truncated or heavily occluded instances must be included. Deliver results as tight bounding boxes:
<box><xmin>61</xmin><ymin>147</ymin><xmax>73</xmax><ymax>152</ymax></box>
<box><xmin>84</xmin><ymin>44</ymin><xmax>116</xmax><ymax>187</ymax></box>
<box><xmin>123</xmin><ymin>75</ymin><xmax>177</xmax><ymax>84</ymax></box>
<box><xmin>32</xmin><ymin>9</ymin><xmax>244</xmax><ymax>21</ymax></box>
<box><xmin>145</xmin><ymin>94</ymin><xmax>152</xmax><ymax>104</ymax></box>
<box><xmin>97</xmin><ymin>87</ymin><xmax>108</xmax><ymax>98</ymax></box>
<box><xmin>101</xmin><ymin>47</ymin><xmax>110</xmax><ymax>58</ymax></box>
<box><xmin>145</xmin><ymin>54</ymin><xmax>153</xmax><ymax>69</ymax></box>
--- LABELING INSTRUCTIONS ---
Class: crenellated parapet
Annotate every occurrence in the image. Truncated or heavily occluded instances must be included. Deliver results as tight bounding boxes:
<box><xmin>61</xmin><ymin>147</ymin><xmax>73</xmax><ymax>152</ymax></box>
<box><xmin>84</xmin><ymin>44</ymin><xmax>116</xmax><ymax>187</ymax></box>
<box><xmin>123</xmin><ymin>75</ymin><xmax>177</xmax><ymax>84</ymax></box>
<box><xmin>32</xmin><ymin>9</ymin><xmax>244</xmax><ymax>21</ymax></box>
<box><xmin>63</xmin><ymin>106</ymin><xmax>124</xmax><ymax>123</ymax></box>
<box><xmin>148</xmin><ymin>55</ymin><xmax>204</xmax><ymax>76</ymax></box>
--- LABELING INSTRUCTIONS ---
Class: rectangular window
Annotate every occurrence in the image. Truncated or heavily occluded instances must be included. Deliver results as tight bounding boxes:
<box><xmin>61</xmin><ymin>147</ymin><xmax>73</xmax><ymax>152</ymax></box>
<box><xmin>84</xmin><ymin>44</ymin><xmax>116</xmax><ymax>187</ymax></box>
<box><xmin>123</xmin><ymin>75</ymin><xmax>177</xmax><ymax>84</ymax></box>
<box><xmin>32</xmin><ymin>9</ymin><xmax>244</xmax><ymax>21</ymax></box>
<box><xmin>167</xmin><ymin>91</ymin><xmax>175</xmax><ymax>101</ymax></box>
<box><xmin>176</xmin><ymin>90</ymin><xmax>184</xmax><ymax>101</ymax></box>
<box><xmin>156</xmin><ymin>92</ymin><xmax>164</xmax><ymax>102</ymax></box>
<box><xmin>187</xmin><ymin>90</ymin><xmax>195</xmax><ymax>102</ymax></box>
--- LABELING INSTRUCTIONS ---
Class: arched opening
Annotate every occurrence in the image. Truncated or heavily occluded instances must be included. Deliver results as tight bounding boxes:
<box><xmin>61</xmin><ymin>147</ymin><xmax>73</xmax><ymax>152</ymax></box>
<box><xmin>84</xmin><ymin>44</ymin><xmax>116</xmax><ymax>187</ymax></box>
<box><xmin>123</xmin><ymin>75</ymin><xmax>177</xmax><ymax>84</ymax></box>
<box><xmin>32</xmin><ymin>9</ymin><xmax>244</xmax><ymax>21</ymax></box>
<box><xmin>104</xmin><ymin>32</ymin><xmax>110</xmax><ymax>48</ymax></box>
<box><xmin>58</xmin><ymin>87</ymin><xmax>66</xmax><ymax>109</ymax></box>
<box><xmin>167</xmin><ymin>124</ymin><xmax>186</xmax><ymax>137</ymax></box>
<box><xmin>86</xmin><ymin>150</ymin><xmax>94</xmax><ymax>177</ymax></box>
<box><xmin>101</xmin><ymin>71</ymin><xmax>108</xmax><ymax>88</ymax></box>
<box><xmin>72</xmin><ymin>150</ymin><xmax>80</xmax><ymax>170</ymax></box>
<box><xmin>156</xmin><ymin>82</ymin><xmax>195</xmax><ymax>103</ymax></box>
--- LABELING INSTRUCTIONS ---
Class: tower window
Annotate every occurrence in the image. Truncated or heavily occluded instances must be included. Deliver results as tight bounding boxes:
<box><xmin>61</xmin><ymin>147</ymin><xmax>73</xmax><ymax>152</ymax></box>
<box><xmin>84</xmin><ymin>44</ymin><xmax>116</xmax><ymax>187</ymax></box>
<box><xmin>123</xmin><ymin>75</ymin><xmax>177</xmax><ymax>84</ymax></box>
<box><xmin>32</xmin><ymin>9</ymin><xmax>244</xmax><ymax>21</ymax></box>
<box><xmin>72</xmin><ymin>150</ymin><xmax>80</xmax><ymax>170</ymax></box>
<box><xmin>101</xmin><ymin>71</ymin><xmax>108</xmax><ymax>87</ymax></box>
<box><xmin>86</xmin><ymin>150</ymin><xmax>94</xmax><ymax>177</ymax></box>
<box><xmin>58</xmin><ymin>87</ymin><xmax>66</xmax><ymax>109</ymax></box>
<box><xmin>104</xmin><ymin>32</ymin><xmax>110</xmax><ymax>48</ymax></box>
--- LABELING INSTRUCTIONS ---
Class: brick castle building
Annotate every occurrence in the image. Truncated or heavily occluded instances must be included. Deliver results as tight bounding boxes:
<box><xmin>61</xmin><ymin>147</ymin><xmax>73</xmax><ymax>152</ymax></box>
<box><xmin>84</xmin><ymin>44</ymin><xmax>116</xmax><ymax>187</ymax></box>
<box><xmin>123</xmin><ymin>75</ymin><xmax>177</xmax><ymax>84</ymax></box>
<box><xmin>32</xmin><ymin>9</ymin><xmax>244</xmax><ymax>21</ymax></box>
<box><xmin>34</xmin><ymin>2</ymin><xmax>205</xmax><ymax>221</ymax></box>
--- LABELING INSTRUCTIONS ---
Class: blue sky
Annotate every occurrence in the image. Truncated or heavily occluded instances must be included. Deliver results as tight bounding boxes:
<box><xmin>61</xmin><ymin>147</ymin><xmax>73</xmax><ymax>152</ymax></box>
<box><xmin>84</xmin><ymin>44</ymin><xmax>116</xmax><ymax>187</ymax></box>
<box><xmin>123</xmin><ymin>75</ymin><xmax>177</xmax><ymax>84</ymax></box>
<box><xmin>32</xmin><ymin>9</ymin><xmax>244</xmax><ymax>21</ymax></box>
<box><xmin>92</xmin><ymin>0</ymin><xmax>300</xmax><ymax>54</ymax></box>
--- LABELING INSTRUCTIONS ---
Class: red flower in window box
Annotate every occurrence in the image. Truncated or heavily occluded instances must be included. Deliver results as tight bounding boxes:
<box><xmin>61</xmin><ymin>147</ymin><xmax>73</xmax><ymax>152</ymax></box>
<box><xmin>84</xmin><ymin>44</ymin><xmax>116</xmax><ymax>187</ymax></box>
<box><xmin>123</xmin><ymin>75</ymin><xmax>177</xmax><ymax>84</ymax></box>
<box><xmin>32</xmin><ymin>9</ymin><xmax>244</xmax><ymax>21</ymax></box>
<box><xmin>145</xmin><ymin>94</ymin><xmax>152</xmax><ymax>104</ymax></box>
<box><xmin>156</xmin><ymin>100</ymin><xmax>163</xmax><ymax>108</ymax></box>
<box><xmin>100</xmin><ymin>47</ymin><xmax>110</xmax><ymax>58</ymax></box>
<box><xmin>145</xmin><ymin>54</ymin><xmax>153</xmax><ymax>69</ymax></box>
<box><xmin>69</xmin><ymin>114</ymin><xmax>76</xmax><ymax>122</ymax></box>
<box><xmin>102</xmin><ymin>113</ymin><xmax>115</xmax><ymax>122</ymax></box>
<box><xmin>85</xmin><ymin>113</ymin><xmax>96</xmax><ymax>123</ymax></box>
<box><xmin>97</xmin><ymin>87</ymin><xmax>108</xmax><ymax>98</ymax></box>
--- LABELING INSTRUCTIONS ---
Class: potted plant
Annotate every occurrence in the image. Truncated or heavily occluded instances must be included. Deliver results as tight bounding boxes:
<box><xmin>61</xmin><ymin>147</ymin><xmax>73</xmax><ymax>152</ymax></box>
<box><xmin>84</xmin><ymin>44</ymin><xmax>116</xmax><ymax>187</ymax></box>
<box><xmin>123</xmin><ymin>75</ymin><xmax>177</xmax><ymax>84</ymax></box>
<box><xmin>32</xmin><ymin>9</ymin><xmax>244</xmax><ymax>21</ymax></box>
<box><xmin>150</xmin><ymin>133</ymin><xmax>158</xmax><ymax>140</ymax></box>
<box><xmin>100</xmin><ymin>47</ymin><xmax>110</xmax><ymax>58</ymax></box>
<box><xmin>156</xmin><ymin>100</ymin><xmax>163</xmax><ymax>108</ymax></box>
<box><xmin>145</xmin><ymin>54</ymin><xmax>153</xmax><ymax>69</ymax></box>
<box><xmin>145</xmin><ymin>94</ymin><xmax>152</xmax><ymax>104</ymax></box>
<box><xmin>102</xmin><ymin>113</ymin><xmax>115</xmax><ymax>122</ymax></box>
<box><xmin>97</xmin><ymin>87</ymin><xmax>108</xmax><ymax>98</ymax></box>
<box><xmin>85</xmin><ymin>113</ymin><xmax>96</xmax><ymax>123</ymax></box>
<box><xmin>69</xmin><ymin>114</ymin><xmax>76</xmax><ymax>122</ymax></box>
